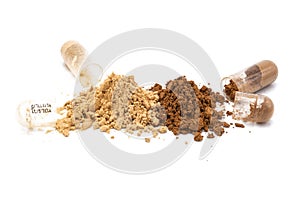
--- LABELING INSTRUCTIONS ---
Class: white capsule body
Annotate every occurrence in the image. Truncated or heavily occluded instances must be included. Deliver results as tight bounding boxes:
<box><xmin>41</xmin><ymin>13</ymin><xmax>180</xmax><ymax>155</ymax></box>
<box><xmin>17</xmin><ymin>100</ymin><xmax>60</xmax><ymax>129</ymax></box>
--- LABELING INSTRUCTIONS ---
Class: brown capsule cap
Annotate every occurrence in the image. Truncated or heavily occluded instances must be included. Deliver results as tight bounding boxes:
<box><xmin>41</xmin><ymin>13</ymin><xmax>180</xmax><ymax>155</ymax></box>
<box><xmin>255</xmin><ymin>95</ymin><xmax>274</xmax><ymax>123</ymax></box>
<box><xmin>256</xmin><ymin>60</ymin><xmax>278</xmax><ymax>88</ymax></box>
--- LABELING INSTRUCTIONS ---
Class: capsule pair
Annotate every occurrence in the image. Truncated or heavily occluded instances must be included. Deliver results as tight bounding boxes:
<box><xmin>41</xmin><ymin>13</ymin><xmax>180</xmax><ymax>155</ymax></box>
<box><xmin>222</xmin><ymin>60</ymin><xmax>278</xmax><ymax>123</ymax></box>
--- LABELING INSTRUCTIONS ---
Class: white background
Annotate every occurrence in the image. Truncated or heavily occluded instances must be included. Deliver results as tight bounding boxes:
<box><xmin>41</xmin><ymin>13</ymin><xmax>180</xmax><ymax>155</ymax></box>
<box><xmin>0</xmin><ymin>0</ymin><xmax>299</xmax><ymax>199</ymax></box>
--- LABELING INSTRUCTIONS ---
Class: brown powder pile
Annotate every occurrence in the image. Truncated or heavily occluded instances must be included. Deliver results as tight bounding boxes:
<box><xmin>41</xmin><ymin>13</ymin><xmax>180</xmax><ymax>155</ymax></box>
<box><xmin>150</xmin><ymin>76</ymin><xmax>227</xmax><ymax>141</ymax></box>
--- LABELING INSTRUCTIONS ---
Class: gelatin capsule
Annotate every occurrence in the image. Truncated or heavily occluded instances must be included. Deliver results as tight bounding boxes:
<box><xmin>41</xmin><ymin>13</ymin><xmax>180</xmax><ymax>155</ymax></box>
<box><xmin>17</xmin><ymin>100</ymin><xmax>60</xmax><ymax>129</ymax></box>
<box><xmin>61</xmin><ymin>41</ymin><xmax>103</xmax><ymax>87</ymax></box>
<box><xmin>222</xmin><ymin>60</ymin><xmax>278</xmax><ymax>101</ymax></box>
<box><xmin>61</xmin><ymin>40</ymin><xmax>87</xmax><ymax>77</ymax></box>
<box><xmin>233</xmin><ymin>91</ymin><xmax>274</xmax><ymax>123</ymax></box>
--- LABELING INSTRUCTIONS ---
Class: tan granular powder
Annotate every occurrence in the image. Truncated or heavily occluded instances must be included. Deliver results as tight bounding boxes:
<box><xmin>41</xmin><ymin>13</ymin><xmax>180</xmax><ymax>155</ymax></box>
<box><xmin>111</xmin><ymin>75</ymin><xmax>138</xmax><ymax>130</ymax></box>
<box><xmin>94</xmin><ymin>73</ymin><xmax>166</xmax><ymax>136</ymax></box>
<box><xmin>129</xmin><ymin>87</ymin><xmax>160</xmax><ymax>127</ymax></box>
<box><xmin>111</xmin><ymin>75</ymin><xmax>166</xmax><ymax>136</ymax></box>
<box><xmin>94</xmin><ymin>73</ymin><xmax>122</xmax><ymax>132</ymax></box>
<box><xmin>56</xmin><ymin>101</ymin><xmax>74</xmax><ymax>137</ymax></box>
<box><xmin>55</xmin><ymin>87</ymin><xmax>97</xmax><ymax>136</ymax></box>
<box><xmin>73</xmin><ymin>87</ymin><xmax>97</xmax><ymax>130</ymax></box>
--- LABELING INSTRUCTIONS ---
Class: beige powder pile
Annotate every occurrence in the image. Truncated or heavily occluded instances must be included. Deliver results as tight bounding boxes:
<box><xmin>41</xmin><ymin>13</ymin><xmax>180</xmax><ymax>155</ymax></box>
<box><xmin>56</xmin><ymin>73</ymin><xmax>167</xmax><ymax>139</ymax></box>
<box><xmin>55</xmin><ymin>87</ymin><xmax>97</xmax><ymax>136</ymax></box>
<box><xmin>111</xmin><ymin>75</ymin><xmax>138</xmax><ymax>130</ymax></box>
<box><xmin>94</xmin><ymin>73</ymin><xmax>122</xmax><ymax>132</ymax></box>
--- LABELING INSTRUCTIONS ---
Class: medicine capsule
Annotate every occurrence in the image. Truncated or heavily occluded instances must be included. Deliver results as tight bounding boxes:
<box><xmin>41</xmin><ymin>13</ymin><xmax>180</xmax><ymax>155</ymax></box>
<box><xmin>61</xmin><ymin>40</ymin><xmax>87</xmax><ymax>76</ymax></box>
<box><xmin>233</xmin><ymin>91</ymin><xmax>274</xmax><ymax>123</ymax></box>
<box><xmin>222</xmin><ymin>60</ymin><xmax>278</xmax><ymax>101</ymax></box>
<box><xmin>17</xmin><ymin>100</ymin><xmax>59</xmax><ymax>129</ymax></box>
<box><xmin>61</xmin><ymin>41</ymin><xmax>103</xmax><ymax>87</ymax></box>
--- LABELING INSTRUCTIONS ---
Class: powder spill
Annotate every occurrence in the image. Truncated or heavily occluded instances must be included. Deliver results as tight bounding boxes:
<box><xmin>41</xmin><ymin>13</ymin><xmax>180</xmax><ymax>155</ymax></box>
<box><xmin>235</xmin><ymin>123</ymin><xmax>245</xmax><ymax>128</ymax></box>
<box><xmin>55</xmin><ymin>72</ymin><xmax>245</xmax><ymax>141</ymax></box>
<box><xmin>224</xmin><ymin>79</ymin><xmax>238</xmax><ymax>101</ymax></box>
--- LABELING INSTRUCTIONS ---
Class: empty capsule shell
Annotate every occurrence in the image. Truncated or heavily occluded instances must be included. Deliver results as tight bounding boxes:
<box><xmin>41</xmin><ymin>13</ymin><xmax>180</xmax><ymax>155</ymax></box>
<box><xmin>233</xmin><ymin>91</ymin><xmax>274</xmax><ymax>123</ymax></box>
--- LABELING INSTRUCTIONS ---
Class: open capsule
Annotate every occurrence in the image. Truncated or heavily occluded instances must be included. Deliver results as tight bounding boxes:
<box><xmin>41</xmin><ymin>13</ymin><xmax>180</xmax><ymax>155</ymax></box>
<box><xmin>233</xmin><ymin>91</ymin><xmax>274</xmax><ymax>123</ymax></box>
<box><xmin>222</xmin><ymin>60</ymin><xmax>278</xmax><ymax>101</ymax></box>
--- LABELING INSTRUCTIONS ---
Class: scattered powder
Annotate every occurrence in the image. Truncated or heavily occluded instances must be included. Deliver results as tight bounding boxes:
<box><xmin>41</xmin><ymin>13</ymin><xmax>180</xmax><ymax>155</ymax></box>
<box><xmin>145</xmin><ymin>138</ymin><xmax>151</xmax><ymax>143</ymax></box>
<box><xmin>224</xmin><ymin>79</ymin><xmax>239</xmax><ymax>101</ymax></box>
<box><xmin>55</xmin><ymin>101</ymin><xmax>75</xmax><ymax>137</ymax></box>
<box><xmin>158</xmin><ymin>126</ymin><xmax>168</xmax><ymax>133</ymax></box>
<box><xmin>235</xmin><ymin>123</ymin><xmax>245</xmax><ymax>128</ymax></box>
<box><xmin>223</xmin><ymin>122</ymin><xmax>230</xmax><ymax>128</ymax></box>
<box><xmin>226</xmin><ymin>111</ymin><xmax>233</xmax><ymax>116</ymax></box>
<box><xmin>55</xmin><ymin>72</ymin><xmax>246</xmax><ymax>142</ymax></box>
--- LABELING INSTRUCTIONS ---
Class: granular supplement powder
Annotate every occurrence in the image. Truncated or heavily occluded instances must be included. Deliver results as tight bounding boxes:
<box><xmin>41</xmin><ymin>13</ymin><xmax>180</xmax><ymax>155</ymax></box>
<box><xmin>150</xmin><ymin>76</ymin><xmax>227</xmax><ymax>141</ymax></box>
<box><xmin>94</xmin><ymin>73</ymin><xmax>122</xmax><ymax>132</ymax></box>
<box><xmin>57</xmin><ymin>73</ymin><xmax>167</xmax><ymax>139</ymax></box>
<box><xmin>56</xmin><ymin>101</ymin><xmax>74</xmax><ymax>137</ymax></box>
<box><xmin>224</xmin><ymin>79</ymin><xmax>239</xmax><ymax>101</ymax></box>
<box><xmin>55</xmin><ymin>72</ymin><xmax>246</xmax><ymax>142</ymax></box>
<box><xmin>56</xmin><ymin>87</ymin><xmax>97</xmax><ymax>136</ymax></box>
<box><xmin>128</xmin><ymin>87</ymin><xmax>160</xmax><ymax>127</ymax></box>
<box><xmin>110</xmin><ymin>75</ymin><xmax>138</xmax><ymax>130</ymax></box>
